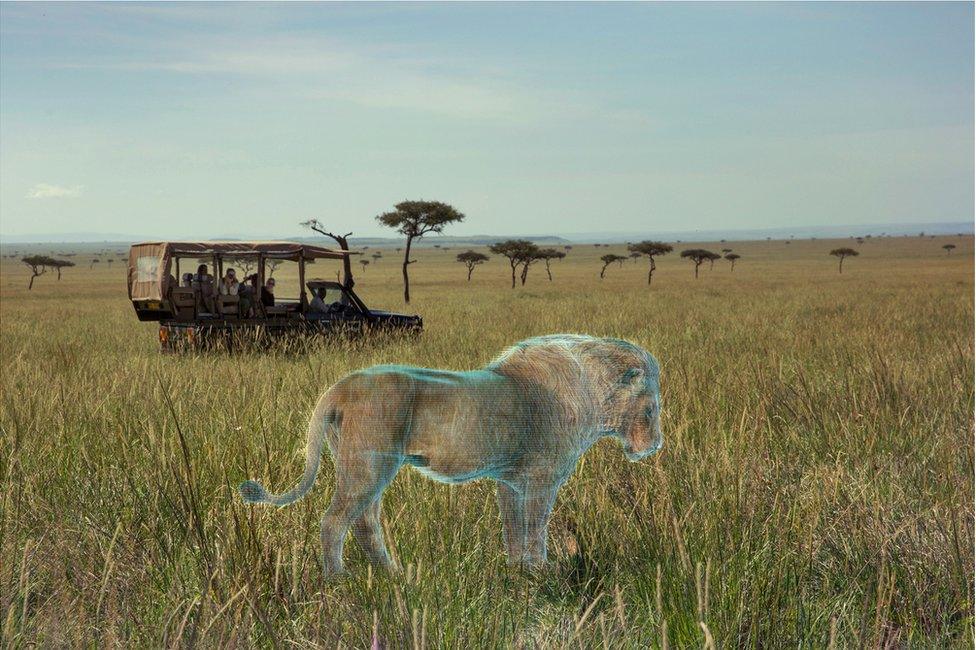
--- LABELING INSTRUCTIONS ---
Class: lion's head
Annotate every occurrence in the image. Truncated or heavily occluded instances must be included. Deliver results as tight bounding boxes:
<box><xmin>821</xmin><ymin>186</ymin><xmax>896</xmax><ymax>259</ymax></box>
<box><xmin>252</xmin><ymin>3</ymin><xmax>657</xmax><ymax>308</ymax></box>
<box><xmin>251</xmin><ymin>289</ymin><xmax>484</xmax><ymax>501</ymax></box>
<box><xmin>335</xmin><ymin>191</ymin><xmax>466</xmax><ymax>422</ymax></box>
<box><xmin>489</xmin><ymin>335</ymin><xmax>663</xmax><ymax>461</ymax></box>
<box><xmin>576</xmin><ymin>338</ymin><xmax>662</xmax><ymax>461</ymax></box>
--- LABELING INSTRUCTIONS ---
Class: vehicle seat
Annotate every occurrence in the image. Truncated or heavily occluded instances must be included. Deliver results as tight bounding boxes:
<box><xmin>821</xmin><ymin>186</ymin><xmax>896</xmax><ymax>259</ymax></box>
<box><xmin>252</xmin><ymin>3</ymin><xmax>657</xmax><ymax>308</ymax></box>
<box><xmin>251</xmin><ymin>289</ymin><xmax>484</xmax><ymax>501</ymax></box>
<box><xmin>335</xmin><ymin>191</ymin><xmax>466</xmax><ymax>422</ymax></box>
<box><xmin>171</xmin><ymin>288</ymin><xmax>196</xmax><ymax>320</ymax></box>
<box><xmin>218</xmin><ymin>294</ymin><xmax>239</xmax><ymax>318</ymax></box>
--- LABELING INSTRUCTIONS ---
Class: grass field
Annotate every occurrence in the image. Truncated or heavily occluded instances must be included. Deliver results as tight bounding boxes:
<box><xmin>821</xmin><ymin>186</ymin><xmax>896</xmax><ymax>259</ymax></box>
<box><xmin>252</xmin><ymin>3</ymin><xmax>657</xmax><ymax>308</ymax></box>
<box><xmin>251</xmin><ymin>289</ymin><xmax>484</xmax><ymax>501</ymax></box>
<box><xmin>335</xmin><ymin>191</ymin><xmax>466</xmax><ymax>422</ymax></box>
<box><xmin>1</xmin><ymin>234</ymin><xmax>973</xmax><ymax>648</ymax></box>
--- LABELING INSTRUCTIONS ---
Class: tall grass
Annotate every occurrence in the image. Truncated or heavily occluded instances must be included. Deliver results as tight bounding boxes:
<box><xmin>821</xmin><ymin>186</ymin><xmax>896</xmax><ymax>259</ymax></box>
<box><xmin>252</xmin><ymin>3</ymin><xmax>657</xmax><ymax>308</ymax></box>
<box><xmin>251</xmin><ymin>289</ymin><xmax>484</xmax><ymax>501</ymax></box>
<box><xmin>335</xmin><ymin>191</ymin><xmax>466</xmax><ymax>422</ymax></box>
<box><xmin>1</xmin><ymin>235</ymin><xmax>973</xmax><ymax>647</ymax></box>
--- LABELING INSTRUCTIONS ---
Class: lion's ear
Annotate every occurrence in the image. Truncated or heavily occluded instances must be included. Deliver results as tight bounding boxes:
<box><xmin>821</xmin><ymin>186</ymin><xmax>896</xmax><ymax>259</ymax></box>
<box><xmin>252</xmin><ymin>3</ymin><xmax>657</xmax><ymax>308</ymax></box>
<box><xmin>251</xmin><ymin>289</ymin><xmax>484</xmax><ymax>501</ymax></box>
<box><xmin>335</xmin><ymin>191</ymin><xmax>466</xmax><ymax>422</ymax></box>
<box><xmin>622</xmin><ymin>367</ymin><xmax>644</xmax><ymax>385</ymax></box>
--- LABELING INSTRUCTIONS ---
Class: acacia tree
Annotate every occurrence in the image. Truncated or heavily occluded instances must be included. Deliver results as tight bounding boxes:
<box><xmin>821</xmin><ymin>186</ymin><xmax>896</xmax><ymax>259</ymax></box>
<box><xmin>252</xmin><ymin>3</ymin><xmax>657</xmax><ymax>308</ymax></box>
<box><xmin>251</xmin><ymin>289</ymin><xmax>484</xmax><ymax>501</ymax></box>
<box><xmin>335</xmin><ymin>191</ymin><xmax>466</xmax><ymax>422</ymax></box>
<box><xmin>629</xmin><ymin>252</ymin><xmax>641</xmax><ymax>264</ymax></box>
<box><xmin>599</xmin><ymin>254</ymin><xmax>627</xmax><ymax>279</ymax></box>
<box><xmin>301</xmin><ymin>219</ymin><xmax>356</xmax><ymax>290</ymax></box>
<box><xmin>518</xmin><ymin>249</ymin><xmax>542</xmax><ymax>285</ymax></box>
<box><xmin>228</xmin><ymin>256</ymin><xmax>256</xmax><ymax>277</ymax></box>
<box><xmin>628</xmin><ymin>241</ymin><xmax>673</xmax><ymax>284</ymax></box>
<box><xmin>376</xmin><ymin>200</ymin><xmax>465</xmax><ymax>303</ymax></box>
<box><xmin>488</xmin><ymin>239</ymin><xmax>539</xmax><ymax>288</ymax></box>
<box><xmin>829</xmin><ymin>247</ymin><xmax>859</xmax><ymax>273</ymax></box>
<box><xmin>537</xmin><ymin>248</ymin><xmax>566</xmax><ymax>281</ymax></box>
<box><xmin>725</xmin><ymin>252</ymin><xmax>741</xmax><ymax>271</ymax></box>
<box><xmin>456</xmin><ymin>250</ymin><xmax>489</xmax><ymax>281</ymax></box>
<box><xmin>943</xmin><ymin>244</ymin><xmax>956</xmax><ymax>255</ymax></box>
<box><xmin>52</xmin><ymin>259</ymin><xmax>75</xmax><ymax>280</ymax></box>
<box><xmin>359</xmin><ymin>259</ymin><xmax>370</xmax><ymax>272</ymax></box>
<box><xmin>706</xmin><ymin>251</ymin><xmax>722</xmax><ymax>270</ymax></box>
<box><xmin>23</xmin><ymin>255</ymin><xmax>58</xmax><ymax>290</ymax></box>
<box><xmin>371</xmin><ymin>252</ymin><xmax>382</xmax><ymax>263</ymax></box>
<box><xmin>266</xmin><ymin>259</ymin><xmax>282</xmax><ymax>277</ymax></box>
<box><xmin>90</xmin><ymin>258</ymin><xmax>99</xmax><ymax>270</ymax></box>
<box><xmin>680</xmin><ymin>249</ymin><xmax>714</xmax><ymax>278</ymax></box>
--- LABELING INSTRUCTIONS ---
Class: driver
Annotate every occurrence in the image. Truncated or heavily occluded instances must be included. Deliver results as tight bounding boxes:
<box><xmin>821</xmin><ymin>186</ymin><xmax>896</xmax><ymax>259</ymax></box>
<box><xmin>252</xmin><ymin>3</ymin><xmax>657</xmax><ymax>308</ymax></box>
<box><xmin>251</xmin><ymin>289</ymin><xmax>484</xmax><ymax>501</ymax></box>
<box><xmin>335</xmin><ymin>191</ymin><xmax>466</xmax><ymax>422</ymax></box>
<box><xmin>309</xmin><ymin>287</ymin><xmax>330</xmax><ymax>313</ymax></box>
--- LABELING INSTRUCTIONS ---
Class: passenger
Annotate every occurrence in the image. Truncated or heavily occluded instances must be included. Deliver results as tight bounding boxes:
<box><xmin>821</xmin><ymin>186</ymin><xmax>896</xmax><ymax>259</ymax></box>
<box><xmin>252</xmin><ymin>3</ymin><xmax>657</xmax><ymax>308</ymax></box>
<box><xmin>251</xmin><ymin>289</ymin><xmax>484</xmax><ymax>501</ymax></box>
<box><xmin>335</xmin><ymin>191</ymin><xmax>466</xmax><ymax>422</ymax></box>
<box><xmin>261</xmin><ymin>278</ymin><xmax>276</xmax><ymax>308</ymax></box>
<box><xmin>309</xmin><ymin>287</ymin><xmax>329</xmax><ymax>313</ymax></box>
<box><xmin>194</xmin><ymin>264</ymin><xmax>213</xmax><ymax>284</ymax></box>
<box><xmin>219</xmin><ymin>268</ymin><xmax>239</xmax><ymax>295</ymax></box>
<box><xmin>181</xmin><ymin>273</ymin><xmax>193</xmax><ymax>287</ymax></box>
<box><xmin>238</xmin><ymin>274</ymin><xmax>258</xmax><ymax>317</ymax></box>
<box><xmin>193</xmin><ymin>264</ymin><xmax>216</xmax><ymax>314</ymax></box>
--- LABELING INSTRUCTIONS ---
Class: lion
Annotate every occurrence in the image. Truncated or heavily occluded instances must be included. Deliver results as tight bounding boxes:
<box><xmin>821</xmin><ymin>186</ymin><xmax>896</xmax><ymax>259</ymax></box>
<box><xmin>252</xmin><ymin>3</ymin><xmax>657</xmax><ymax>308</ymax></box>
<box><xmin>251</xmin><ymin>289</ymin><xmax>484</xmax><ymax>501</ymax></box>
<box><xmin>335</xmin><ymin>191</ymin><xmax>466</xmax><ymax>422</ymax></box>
<box><xmin>239</xmin><ymin>334</ymin><xmax>662</xmax><ymax>577</ymax></box>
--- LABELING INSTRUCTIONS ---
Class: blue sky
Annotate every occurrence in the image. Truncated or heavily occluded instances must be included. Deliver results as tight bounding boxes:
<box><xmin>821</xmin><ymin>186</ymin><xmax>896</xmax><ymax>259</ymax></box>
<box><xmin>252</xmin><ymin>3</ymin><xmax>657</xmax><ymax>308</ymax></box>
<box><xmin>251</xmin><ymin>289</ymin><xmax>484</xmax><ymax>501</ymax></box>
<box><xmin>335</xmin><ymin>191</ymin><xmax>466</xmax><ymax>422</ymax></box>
<box><xmin>0</xmin><ymin>2</ymin><xmax>972</xmax><ymax>239</ymax></box>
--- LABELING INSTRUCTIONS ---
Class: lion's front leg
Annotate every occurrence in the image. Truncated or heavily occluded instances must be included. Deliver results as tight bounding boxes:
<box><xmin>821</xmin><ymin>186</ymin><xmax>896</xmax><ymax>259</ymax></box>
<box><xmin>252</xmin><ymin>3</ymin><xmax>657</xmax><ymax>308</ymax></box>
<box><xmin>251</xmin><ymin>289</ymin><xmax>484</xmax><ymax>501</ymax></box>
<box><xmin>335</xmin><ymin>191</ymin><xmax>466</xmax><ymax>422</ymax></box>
<box><xmin>495</xmin><ymin>481</ymin><xmax>525</xmax><ymax>563</ymax></box>
<box><xmin>522</xmin><ymin>482</ymin><xmax>559</xmax><ymax>567</ymax></box>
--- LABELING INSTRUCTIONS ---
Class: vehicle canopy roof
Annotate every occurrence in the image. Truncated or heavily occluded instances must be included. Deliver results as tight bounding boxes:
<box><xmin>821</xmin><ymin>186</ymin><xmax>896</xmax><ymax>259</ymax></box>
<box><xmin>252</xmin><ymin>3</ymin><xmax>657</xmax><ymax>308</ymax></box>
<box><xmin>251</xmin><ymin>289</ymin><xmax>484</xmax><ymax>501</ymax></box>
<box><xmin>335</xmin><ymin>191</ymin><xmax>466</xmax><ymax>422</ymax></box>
<box><xmin>128</xmin><ymin>241</ymin><xmax>350</xmax><ymax>300</ymax></box>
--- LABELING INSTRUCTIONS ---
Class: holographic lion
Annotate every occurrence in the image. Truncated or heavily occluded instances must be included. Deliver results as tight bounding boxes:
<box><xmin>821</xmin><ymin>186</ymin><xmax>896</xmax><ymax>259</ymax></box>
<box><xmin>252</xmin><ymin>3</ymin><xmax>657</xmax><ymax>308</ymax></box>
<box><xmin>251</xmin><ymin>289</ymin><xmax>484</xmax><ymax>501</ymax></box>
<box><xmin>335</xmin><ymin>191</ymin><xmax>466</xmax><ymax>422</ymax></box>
<box><xmin>239</xmin><ymin>334</ymin><xmax>663</xmax><ymax>577</ymax></box>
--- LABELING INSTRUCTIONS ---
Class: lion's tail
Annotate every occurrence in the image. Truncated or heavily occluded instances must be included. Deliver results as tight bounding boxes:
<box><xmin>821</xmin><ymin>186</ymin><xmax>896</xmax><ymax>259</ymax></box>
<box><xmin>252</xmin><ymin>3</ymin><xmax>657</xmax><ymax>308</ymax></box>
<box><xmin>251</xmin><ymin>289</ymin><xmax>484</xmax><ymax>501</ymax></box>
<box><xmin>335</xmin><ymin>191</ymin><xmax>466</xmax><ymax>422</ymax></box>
<box><xmin>238</xmin><ymin>394</ymin><xmax>340</xmax><ymax>507</ymax></box>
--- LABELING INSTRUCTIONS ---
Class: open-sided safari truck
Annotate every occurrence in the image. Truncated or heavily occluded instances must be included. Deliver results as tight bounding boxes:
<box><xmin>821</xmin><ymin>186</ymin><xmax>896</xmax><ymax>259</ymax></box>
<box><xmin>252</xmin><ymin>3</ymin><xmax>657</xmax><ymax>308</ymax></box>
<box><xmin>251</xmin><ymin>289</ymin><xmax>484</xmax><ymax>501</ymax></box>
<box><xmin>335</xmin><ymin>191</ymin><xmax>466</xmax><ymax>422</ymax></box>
<box><xmin>127</xmin><ymin>241</ymin><xmax>422</xmax><ymax>350</ymax></box>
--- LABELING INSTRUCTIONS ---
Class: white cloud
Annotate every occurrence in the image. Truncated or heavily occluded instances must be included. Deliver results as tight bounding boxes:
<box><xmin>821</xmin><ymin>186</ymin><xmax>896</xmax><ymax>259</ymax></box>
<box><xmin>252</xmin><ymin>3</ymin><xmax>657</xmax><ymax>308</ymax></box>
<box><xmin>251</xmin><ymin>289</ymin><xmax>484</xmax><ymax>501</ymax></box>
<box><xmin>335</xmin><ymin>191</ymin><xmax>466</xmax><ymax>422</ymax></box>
<box><xmin>51</xmin><ymin>34</ymin><xmax>615</xmax><ymax>123</ymax></box>
<box><xmin>26</xmin><ymin>183</ymin><xmax>83</xmax><ymax>199</ymax></box>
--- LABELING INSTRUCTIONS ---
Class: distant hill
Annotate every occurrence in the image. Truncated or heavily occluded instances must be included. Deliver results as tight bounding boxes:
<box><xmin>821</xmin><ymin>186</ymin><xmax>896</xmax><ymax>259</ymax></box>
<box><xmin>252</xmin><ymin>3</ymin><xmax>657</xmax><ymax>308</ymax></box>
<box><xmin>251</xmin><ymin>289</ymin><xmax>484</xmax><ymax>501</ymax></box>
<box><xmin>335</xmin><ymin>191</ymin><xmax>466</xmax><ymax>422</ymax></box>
<box><xmin>296</xmin><ymin>235</ymin><xmax>572</xmax><ymax>248</ymax></box>
<box><xmin>1</xmin><ymin>222</ymin><xmax>970</xmax><ymax>246</ymax></box>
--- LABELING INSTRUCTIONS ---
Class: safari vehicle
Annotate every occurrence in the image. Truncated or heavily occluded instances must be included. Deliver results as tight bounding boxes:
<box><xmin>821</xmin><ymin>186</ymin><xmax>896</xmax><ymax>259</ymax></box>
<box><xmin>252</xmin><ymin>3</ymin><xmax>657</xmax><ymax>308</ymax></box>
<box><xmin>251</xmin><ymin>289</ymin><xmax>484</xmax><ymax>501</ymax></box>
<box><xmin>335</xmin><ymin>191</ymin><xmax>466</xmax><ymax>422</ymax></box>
<box><xmin>127</xmin><ymin>241</ymin><xmax>422</xmax><ymax>350</ymax></box>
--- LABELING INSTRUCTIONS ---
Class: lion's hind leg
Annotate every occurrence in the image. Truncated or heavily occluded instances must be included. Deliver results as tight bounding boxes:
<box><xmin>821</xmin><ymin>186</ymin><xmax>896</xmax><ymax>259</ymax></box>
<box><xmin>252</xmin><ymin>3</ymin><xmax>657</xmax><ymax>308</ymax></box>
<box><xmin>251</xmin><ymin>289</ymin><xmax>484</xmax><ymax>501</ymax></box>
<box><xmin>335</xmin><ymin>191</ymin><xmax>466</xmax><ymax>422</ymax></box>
<box><xmin>320</xmin><ymin>451</ymin><xmax>402</xmax><ymax>579</ymax></box>
<box><xmin>353</xmin><ymin>499</ymin><xmax>396</xmax><ymax>570</ymax></box>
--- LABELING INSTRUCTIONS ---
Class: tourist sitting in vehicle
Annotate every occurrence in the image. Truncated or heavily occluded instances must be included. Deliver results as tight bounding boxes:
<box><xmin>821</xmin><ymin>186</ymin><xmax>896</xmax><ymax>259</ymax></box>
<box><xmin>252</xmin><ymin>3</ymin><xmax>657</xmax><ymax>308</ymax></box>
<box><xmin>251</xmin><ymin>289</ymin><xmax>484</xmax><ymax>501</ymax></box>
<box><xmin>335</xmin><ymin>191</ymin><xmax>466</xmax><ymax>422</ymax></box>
<box><xmin>261</xmin><ymin>278</ymin><xmax>276</xmax><ymax>307</ymax></box>
<box><xmin>219</xmin><ymin>268</ymin><xmax>239</xmax><ymax>295</ymax></box>
<box><xmin>193</xmin><ymin>264</ymin><xmax>213</xmax><ymax>284</ymax></box>
<box><xmin>181</xmin><ymin>273</ymin><xmax>193</xmax><ymax>287</ymax></box>
<box><xmin>238</xmin><ymin>274</ymin><xmax>258</xmax><ymax>317</ymax></box>
<box><xmin>192</xmin><ymin>264</ymin><xmax>216</xmax><ymax>314</ymax></box>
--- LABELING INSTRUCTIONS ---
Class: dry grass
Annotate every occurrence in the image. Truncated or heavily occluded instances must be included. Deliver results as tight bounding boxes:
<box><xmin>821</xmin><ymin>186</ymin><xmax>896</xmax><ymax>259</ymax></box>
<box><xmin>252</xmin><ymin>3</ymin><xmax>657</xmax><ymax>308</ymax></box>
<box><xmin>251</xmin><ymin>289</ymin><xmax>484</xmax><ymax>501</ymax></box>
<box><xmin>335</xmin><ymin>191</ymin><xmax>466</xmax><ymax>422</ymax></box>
<box><xmin>1</xmin><ymin>234</ymin><xmax>973</xmax><ymax>647</ymax></box>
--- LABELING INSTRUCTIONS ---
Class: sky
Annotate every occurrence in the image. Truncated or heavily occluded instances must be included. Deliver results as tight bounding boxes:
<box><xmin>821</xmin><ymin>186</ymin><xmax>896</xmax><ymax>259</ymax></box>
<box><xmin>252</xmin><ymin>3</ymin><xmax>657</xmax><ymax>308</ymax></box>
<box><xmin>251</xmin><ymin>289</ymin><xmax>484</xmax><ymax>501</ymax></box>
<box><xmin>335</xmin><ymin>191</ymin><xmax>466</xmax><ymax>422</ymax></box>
<box><xmin>0</xmin><ymin>2</ymin><xmax>973</xmax><ymax>240</ymax></box>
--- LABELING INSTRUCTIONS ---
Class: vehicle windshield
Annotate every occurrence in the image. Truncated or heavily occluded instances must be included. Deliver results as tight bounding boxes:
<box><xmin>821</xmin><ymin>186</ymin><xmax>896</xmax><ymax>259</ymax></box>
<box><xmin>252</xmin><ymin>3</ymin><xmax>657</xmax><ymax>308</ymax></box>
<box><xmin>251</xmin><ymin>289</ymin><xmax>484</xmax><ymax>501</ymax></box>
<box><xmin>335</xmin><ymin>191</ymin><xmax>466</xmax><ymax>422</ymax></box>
<box><xmin>309</xmin><ymin>285</ymin><xmax>355</xmax><ymax>311</ymax></box>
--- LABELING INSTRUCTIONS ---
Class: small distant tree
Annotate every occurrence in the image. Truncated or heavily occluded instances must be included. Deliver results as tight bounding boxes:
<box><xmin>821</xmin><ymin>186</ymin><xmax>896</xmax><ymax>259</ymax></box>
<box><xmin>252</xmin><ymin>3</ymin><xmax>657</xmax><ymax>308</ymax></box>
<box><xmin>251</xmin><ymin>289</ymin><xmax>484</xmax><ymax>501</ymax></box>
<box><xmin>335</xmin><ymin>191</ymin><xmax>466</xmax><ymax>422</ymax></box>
<box><xmin>706</xmin><ymin>251</ymin><xmax>721</xmax><ymax>270</ymax></box>
<box><xmin>51</xmin><ymin>259</ymin><xmax>75</xmax><ymax>280</ymax></box>
<box><xmin>725</xmin><ymin>253</ymin><xmax>741</xmax><ymax>271</ymax></box>
<box><xmin>371</xmin><ymin>252</ymin><xmax>382</xmax><ymax>263</ymax></box>
<box><xmin>376</xmin><ymin>200</ymin><xmax>465</xmax><ymax>303</ymax></box>
<box><xmin>721</xmin><ymin>248</ymin><xmax>732</xmax><ymax>254</ymax></box>
<box><xmin>599</xmin><ymin>254</ymin><xmax>627</xmax><ymax>279</ymax></box>
<box><xmin>943</xmin><ymin>244</ymin><xmax>956</xmax><ymax>255</ymax></box>
<box><xmin>629</xmin><ymin>252</ymin><xmax>641</xmax><ymax>264</ymax></box>
<box><xmin>107</xmin><ymin>259</ymin><xmax>114</xmax><ymax>267</ymax></box>
<box><xmin>829</xmin><ymin>247</ymin><xmax>859</xmax><ymax>273</ymax></box>
<box><xmin>23</xmin><ymin>255</ymin><xmax>58</xmax><ymax>290</ymax></box>
<box><xmin>564</xmin><ymin>245</ymin><xmax>573</xmax><ymax>251</ymax></box>
<box><xmin>456</xmin><ymin>249</ymin><xmax>489</xmax><ymax>281</ymax></box>
<box><xmin>360</xmin><ymin>259</ymin><xmax>370</xmax><ymax>272</ymax></box>
<box><xmin>301</xmin><ymin>219</ymin><xmax>356</xmax><ymax>290</ymax></box>
<box><xmin>489</xmin><ymin>239</ymin><xmax>539</xmax><ymax>288</ymax></box>
<box><xmin>228</xmin><ymin>256</ymin><xmax>256</xmax><ymax>277</ymax></box>
<box><xmin>266</xmin><ymin>259</ymin><xmax>282</xmax><ymax>277</ymax></box>
<box><xmin>628</xmin><ymin>241</ymin><xmax>673</xmax><ymax>284</ymax></box>
<box><xmin>90</xmin><ymin>259</ymin><xmax>99</xmax><ymax>269</ymax></box>
<box><xmin>537</xmin><ymin>248</ymin><xmax>566</xmax><ymax>281</ymax></box>
<box><xmin>680</xmin><ymin>249</ymin><xmax>714</xmax><ymax>278</ymax></box>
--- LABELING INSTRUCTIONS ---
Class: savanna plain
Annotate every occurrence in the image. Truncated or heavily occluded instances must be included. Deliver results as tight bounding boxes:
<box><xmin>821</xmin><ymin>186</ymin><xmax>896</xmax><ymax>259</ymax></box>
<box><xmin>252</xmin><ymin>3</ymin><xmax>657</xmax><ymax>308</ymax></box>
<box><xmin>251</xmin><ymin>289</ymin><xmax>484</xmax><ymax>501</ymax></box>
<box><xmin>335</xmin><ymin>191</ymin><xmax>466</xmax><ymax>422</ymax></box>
<box><xmin>0</xmin><ymin>234</ymin><xmax>973</xmax><ymax>648</ymax></box>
